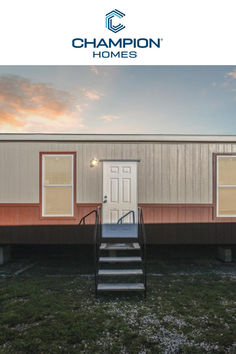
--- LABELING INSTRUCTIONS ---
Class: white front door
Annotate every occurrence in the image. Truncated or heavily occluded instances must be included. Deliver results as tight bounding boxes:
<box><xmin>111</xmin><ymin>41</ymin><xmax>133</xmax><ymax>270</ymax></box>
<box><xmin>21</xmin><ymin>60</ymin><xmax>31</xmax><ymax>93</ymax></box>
<box><xmin>103</xmin><ymin>161</ymin><xmax>137</xmax><ymax>224</ymax></box>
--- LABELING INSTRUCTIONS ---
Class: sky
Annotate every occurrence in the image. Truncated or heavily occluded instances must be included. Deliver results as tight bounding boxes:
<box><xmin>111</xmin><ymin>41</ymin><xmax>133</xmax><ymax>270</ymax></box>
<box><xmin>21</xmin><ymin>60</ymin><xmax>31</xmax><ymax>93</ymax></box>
<box><xmin>0</xmin><ymin>65</ymin><xmax>235</xmax><ymax>134</ymax></box>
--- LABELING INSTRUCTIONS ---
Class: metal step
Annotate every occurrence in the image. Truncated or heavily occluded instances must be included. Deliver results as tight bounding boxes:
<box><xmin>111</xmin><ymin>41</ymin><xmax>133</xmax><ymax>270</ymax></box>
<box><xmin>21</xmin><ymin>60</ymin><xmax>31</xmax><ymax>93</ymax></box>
<box><xmin>102</xmin><ymin>224</ymin><xmax>138</xmax><ymax>238</ymax></box>
<box><xmin>97</xmin><ymin>283</ymin><xmax>145</xmax><ymax>291</ymax></box>
<box><xmin>98</xmin><ymin>269</ymin><xmax>143</xmax><ymax>276</ymax></box>
<box><xmin>100</xmin><ymin>242</ymin><xmax>140</xmax><ymax>251</ymax></box>
<box><xmin>99</xmin><ymin>256</ymin><xmax>142</xmax><ymax>263</ymax></box>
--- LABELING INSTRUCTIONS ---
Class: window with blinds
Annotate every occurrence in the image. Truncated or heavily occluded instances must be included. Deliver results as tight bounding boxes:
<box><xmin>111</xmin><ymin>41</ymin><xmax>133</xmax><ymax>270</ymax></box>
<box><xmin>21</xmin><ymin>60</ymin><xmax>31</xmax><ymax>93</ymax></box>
<box><xmin>217</xmin><ymin>156</ymin><xmax>236</xmax><ymax>217</ymax></box>
<box><xmin>41</xmin><ymin>154</ymin><xmax>74</xmax><ymax>217</ymax></box>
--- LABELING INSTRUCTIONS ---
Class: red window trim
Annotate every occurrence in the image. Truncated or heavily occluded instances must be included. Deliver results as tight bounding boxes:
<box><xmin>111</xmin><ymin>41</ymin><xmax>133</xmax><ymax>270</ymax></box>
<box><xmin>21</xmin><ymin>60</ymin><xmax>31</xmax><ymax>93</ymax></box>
<box><xmin>39</xmin><ymin>152</ymin><xmax>77</xmax><ymax>219</ymax></box>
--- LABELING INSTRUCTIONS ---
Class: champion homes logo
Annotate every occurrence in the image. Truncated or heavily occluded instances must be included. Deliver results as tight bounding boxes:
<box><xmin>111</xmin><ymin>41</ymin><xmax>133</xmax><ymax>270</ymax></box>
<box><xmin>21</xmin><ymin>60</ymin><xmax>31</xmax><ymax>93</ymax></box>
<box><xmin>72</xmin><ymin>10</ymin><xmax>163</xmax><ymax>59</ymax></box>
<box><xmin>105</xmin><ymin>9</ymin><xmax>125</xmax><ymax>33</ymax></box>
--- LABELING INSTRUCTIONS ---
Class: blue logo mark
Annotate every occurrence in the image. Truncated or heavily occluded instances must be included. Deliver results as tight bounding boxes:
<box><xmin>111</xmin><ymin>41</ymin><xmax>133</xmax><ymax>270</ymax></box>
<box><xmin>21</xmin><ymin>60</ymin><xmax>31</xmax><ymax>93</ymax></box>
<box><xmin>105</xmin><ymin>9</ymin><xmax>125</xmax><ymax>33</ymax></box>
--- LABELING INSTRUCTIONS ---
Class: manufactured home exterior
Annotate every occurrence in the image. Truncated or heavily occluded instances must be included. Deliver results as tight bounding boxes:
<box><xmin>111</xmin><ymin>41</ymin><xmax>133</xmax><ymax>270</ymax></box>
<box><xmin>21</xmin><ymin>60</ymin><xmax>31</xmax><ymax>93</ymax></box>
<box><xmin>0</xmin><ymin>133</ymin><xmax>236</xmax><ymax>244</ymax></box>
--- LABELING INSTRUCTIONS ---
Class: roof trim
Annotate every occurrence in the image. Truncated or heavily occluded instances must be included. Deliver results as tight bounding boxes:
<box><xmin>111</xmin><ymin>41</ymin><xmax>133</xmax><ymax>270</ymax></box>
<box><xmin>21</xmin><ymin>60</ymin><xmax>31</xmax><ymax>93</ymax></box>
<box><xmin>1</xmin><ymin>133</ymin><xmax>236</xmax><ymax>143</ymax></box>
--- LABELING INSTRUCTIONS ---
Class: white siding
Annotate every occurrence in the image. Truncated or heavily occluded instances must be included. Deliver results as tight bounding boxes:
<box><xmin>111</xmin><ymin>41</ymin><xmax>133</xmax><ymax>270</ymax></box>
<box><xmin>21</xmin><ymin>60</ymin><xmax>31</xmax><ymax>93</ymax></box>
<box><xmin>1</xmin><ymin>141</ymin><xmax>236</xmax><ymax>204</ymax></box>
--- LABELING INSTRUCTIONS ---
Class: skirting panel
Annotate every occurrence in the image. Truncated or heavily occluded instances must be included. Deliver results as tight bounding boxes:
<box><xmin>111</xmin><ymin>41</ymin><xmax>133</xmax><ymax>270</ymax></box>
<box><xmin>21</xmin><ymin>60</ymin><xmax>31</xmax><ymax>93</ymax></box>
<box><xmin>0</xmin><ymin>223</ymin><xmax>235</xmax><ymax>244</ymax></box>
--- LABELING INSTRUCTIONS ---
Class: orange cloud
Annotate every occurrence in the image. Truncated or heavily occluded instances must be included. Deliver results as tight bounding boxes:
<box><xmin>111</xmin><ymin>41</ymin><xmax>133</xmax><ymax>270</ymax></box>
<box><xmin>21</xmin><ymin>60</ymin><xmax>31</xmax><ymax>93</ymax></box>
<box><xmin>0</xmin><ymin>75</ymin><xmax>84</xmax><ymax>132</ymax></box>
<box><xmin>82</xmin><ymin>88</ymin><xmax>103</xmax><ymax>100</ymax></box>
<box><xmin>226</xmin><ymin>69</ymin><xmax>236</xmax><ymax>79</ymax></box>
<box><xmin>90</xmin><ymin>66</ymin><xmax>99</xmax><ymax>75</ymax></box>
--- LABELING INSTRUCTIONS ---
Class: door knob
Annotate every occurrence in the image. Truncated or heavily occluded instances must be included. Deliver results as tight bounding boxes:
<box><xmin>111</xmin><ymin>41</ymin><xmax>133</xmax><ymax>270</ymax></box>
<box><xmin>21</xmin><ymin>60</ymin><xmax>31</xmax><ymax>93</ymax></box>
<box><xmin>103</xmin><ymin>195</ymin><xmax>107</xmax><ymax>203</ymax></box>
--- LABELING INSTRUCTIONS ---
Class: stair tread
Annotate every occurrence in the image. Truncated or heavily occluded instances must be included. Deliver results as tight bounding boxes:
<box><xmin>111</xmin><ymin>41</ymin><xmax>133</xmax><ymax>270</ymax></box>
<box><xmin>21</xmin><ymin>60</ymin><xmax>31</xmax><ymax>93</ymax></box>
<box><xmin>97</xmin><ymin>283</ymin><xmax>145</xmax><ymax>291</ymax></box>
<box><xmin>99</xmin><ymin>256</ymin><xmax>142</xmax><ymax>262</ymax></box>
<box><xmin>102</xmin><ymin>224</ymin><xmax>138</xmax><ymax>238</ymax></box>
<box><xmin>98</xmin><ymin>269</ymin><xmax>143</xmax><ymax>275</ymax></box>
<box><xmin>100</xmin><ymin>242</ymin><xmax>140</xmax><ymax>250</ymax></box>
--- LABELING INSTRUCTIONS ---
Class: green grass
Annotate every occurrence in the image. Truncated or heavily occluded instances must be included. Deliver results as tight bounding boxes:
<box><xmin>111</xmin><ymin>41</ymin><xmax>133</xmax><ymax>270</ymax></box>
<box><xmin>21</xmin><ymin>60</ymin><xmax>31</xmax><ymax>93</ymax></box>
<box><xmin>0</xmin><ymin>273</ymin><xmax>235</xmax><ymax>353</ymax></box>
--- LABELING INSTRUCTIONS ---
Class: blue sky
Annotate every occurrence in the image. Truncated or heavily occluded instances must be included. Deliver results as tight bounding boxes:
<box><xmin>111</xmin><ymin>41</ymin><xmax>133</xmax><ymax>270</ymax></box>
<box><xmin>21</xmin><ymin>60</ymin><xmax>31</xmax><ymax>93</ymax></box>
<box><xmin>0</xmin><ymin>66</ymin><xmax>235</xmax><ymax>134</ymax></box>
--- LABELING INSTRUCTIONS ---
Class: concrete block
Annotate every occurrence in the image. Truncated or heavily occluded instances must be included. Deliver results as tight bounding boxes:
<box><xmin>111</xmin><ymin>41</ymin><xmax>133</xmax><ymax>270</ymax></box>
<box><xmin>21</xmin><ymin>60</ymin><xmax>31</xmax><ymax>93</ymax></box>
<box><xmin>0</xmin><ymin>246</ymin><xmax>11</xmax><ymax>265</ymax></box>
<box><xmin>217</xmin><ymin>246</ymin><xmax>232</xmax><ymax>263</ymax></box>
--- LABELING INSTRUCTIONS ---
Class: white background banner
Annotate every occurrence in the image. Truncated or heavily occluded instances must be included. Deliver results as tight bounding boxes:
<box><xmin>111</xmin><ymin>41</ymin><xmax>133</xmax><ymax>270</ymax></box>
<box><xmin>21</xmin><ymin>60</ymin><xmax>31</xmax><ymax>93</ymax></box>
<box><xmin>0</xmin><ymin>0</ymin><xmax>235</xmax><ymax>64</ymax></box>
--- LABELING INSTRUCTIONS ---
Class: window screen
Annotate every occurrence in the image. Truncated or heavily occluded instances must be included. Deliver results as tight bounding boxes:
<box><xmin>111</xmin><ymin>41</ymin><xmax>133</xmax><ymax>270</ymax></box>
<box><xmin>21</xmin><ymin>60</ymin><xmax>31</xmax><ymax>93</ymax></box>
<box><xmin>217</xmin><ymin>156</ymin><xmax>236</xmax><ymax>216</ymax></box>
<box><xmin>42</xmin><ymin>154</ymin><xmax>74</xmax><ymax>216</ymax></box>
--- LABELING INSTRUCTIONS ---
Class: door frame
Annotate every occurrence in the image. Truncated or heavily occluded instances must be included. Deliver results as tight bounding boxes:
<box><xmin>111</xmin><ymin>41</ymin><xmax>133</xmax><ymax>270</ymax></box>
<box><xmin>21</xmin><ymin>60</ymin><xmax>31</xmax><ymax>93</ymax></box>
<box><xmin>101</xmin><ymin>159</ymin><xmax>139</xmax><ymax>224</ymax></box>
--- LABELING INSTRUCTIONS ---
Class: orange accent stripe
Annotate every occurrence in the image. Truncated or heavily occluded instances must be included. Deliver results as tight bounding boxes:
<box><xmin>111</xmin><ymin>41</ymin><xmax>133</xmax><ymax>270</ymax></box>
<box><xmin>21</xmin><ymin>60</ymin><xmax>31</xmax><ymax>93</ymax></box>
<box><xmin>1</xmin><ymin>202</ymin><xmax>236</xmax><ymax>226</ymax></box>
<box><xmin>0</xmin><ymin>203</ymin><xmax>101</xmax><ymax>226</ymax></box>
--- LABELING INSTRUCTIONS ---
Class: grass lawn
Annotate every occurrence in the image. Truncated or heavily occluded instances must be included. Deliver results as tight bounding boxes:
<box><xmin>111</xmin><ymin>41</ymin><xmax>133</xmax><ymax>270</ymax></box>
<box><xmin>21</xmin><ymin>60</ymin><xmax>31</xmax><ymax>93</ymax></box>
<box><xmin>0</xmin><ymin>271</ymin><xmax>235</xmax><ymax>353</ymax></box>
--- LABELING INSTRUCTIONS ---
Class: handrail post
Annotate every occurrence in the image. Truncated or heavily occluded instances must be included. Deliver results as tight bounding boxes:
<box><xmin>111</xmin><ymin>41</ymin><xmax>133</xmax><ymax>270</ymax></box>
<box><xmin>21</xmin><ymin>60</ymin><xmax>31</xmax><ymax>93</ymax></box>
<box><xmin>138</xmin><ymin>207</ymin><xmax>147</xmax><ymax>299</ymax></box>
<box><xmin>93</xmin><ymin>206</ymin><xmax>100</xmax><ymax>297</ymax></box>
<box><xmin>78</xmin><ymin>206</ymin><xmax>100</xmax><ymax>297</ymax></box>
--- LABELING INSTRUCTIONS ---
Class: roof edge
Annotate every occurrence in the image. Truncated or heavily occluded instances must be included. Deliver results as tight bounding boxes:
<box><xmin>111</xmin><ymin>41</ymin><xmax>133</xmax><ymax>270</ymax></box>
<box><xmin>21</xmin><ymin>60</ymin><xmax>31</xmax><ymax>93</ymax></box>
<box><xmin>1</xmin><ymin>133</ymin><xmax>236</xmax><ymax>143</ymax></box>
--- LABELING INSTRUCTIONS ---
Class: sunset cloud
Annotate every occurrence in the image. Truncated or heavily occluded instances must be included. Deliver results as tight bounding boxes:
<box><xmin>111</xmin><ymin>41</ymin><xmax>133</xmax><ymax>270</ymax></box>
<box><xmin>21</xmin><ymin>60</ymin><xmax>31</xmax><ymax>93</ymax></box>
<box><xmin>90</xmin><ymin>66</ymin><xmax>99</xmax><ymax>75</ymax></box>
<box><xmin>0</xmin><ymin>75</ymin><xmax>84</xmax><ymax>132</ymax></box>
<box><xmin>226</xmin><ymin>69</ymin><xmax>236</xmax><ymax>79</ymax></box>
<box><xmin>100</xmin><ymin>114</ymin><xmax>120</xmax><ymax>122</ymax></box>
<box><xmin>82</xmin><ymin>88</ymin><xmax>103</xmax><ymax>101</ymax></box>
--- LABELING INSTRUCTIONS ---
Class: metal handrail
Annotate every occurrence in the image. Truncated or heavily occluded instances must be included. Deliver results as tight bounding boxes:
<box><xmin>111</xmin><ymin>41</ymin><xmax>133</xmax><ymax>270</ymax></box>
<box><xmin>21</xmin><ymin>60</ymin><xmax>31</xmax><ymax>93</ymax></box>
<box><xmin>78</xmin><ymin>207</ymin><xmax>101</xmax><ymax>296</ymax></box>
<box><xmin>93</xmin><ymin>206</ymin><xmax>101</xmax><ymax>297</ymax></box>
<box><xmin>78</xmin><ymin>209</ymin><xmax>98</xmax><ymax>225</ymax></box>
<box><xmin>117</xmin><ymin>210</ymin><xmax>135</xmax><ymax>224</ymax></box>
<box><xmin>138</xmin><ymin>207</ymin><xmax>147</xmax><ymax>298</ymax></box>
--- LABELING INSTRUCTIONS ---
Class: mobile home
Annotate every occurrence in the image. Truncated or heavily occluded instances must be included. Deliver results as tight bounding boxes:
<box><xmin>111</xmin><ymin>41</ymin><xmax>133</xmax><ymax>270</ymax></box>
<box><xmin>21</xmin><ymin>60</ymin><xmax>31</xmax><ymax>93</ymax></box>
<box><xmin>0</xmin><ymin>134</ymin><xmax>236</xmax><ymax>246</ymax></box>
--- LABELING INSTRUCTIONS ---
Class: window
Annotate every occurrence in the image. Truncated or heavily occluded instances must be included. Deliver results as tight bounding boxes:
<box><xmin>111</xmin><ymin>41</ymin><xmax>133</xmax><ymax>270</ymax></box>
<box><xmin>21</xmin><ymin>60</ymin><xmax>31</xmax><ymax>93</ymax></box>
<box><xmin>217</xmin><ymin>155</ymin><xmax>236</xmax><ymax>217</ymax></box>
<box><xmin>41</xmin><ymin>153</ymin><xmax>75</xmax><ymax>217</ymax></box>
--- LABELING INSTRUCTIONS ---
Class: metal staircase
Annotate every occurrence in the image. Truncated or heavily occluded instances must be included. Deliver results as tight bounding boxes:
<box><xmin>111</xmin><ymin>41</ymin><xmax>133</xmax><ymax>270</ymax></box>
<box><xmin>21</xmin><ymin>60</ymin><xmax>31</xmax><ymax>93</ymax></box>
<box><xmin>81</xmin><ymin>207</ymin><xmax>147</xmax><ymax>297</ymax></box>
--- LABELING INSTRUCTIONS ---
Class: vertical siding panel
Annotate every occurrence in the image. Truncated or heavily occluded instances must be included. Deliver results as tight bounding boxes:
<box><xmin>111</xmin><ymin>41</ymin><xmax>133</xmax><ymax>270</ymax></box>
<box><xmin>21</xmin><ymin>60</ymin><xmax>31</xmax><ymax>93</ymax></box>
<box><xmin>2</xmin><ymin>140</ymin><xmax>236</xmax><ymax>206</ymax></box>
<box><xmin>121</xmin><ymin>143</ymin><xmax>127</xmax><ymax>159</ymax></box>
<box><xmin>81</xmin><ymin>143</ymin><xmax>87</xmax><ymax>203</ymax></box>
<box><xmin>208</xmin><ymin>143</ymin><xmax>218</xmax><ymax>204</ymax></box>
<box><xmin>85</xmin><ymin>142</ymin><xmax>92</xmax><ymax>203</ymax></box>
<box><xmin>161</xmin><ymin>144</ymin><xmax>170</xmax><ymax>203</ymax></box>
<box><xmin>217</xmin><ymin>143</ymin><xmax>224</xmax><ymax>153</ymax></box>
<box><xmin>117</xmin><ymin>143</ymin><xmax>124</xmax><ymax>159</ymax></box>
<box><xmin>76</xmin><ymin>143</ymin><xmax>81</xmax><ymax>203</ymax></box>
<box><xmin>145</xmin><ymin>144</ymin><xmax>154</xmax><ymax>203</ymax></box>
<box><xmin>93</xmin><ymin>143</ymin><xmax>102</xmax><ymax>202</ymax></box>
<box><xmin>142</xmin><ymin>144</ymin><xmax>147</xmax><ymax>203</ymax></box>
<box><xmin>192</xmin><ymin>144</ymin><xmax>201</xmax><ymax>203</ymax></box>
<box><xmin>125</xmin><ymin>143</ymin><xmax>132</xmax><ymax>159</ymax></box>
<box><xmin>131</xmin><ymin>143</ymin><xmax>138</xmax><ymax>160</ymax></box>
<box><xmin>0</xmin><ymin>142</ymin><xmax>39</xmax><ymax>203</ymax></box>
<box><xmin>177</xmin><ymin>144</ymin><xmax>186</xmax><ymax>203</ymax></box>
<box><xmin>143</xmin><ymin>142</ymin><xmax>148</xmax><ymax>203</ymax></box>
<box><xmin>169</xmin><ymin>144</ymin><xmax>178</xmax><ymax>203</ymax></box>
<box><xmin>224</xmin><ymin>144</ymin><xmax>232</xmax><ymax>153</ymax></box>
<box><xmin>96</xmin><ymin>143</ymin><xmax>102</xmax><ymax>202</ymax></box>
<box><xmin>109</xmin><ymin>142</ymin><xmax>114</xmax><ymax>159</ymax></box>
<box><xmin>153</xmin><ymin>144</ymin><xmax>162</xmax><ymax>203</ymax></box>
<box><xmin>231</xmin><ymin>144</ymin><xmax>236</xmax><ymax>153</ymax></box>
<box><xmin>185</xmin><ymin>144</ymin><xmax>193</xmax><ymax>203</ymax></box>
<box><xmin>138</xmin><ymin>143</ymin><xmax>145</xmax><ymax>203</ymax></box>
<box><xmin>200</xmin><ymin>144</ymin><xmax>209</xmax><ymax>203</ymax></box>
